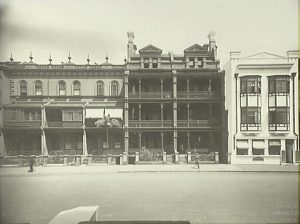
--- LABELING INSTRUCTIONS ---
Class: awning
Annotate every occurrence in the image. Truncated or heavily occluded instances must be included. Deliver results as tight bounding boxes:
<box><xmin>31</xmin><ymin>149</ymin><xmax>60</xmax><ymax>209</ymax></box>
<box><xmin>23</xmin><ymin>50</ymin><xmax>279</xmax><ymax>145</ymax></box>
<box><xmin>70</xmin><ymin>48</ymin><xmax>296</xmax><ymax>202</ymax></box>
<box><xmin>106</xmin><ymin>109</ymin><xmax>123</xmax><ymax>119</ymax></box>
<box><xmin>252</xmin><ymin>140</ymin><xmax>265</xmax><ymax>149</ymax></box>
<box><xmin>236</xmin><ymin>140</ymin><xmax>249</xmax><ymax>149</ymax></box>
<box><xmin>269</xmin><ymin>140</ymin><xmax>281</xmax><ymax>147</ymax></box>
<box><xmin>85</xmin><ymin>109</ymin><xmax>104</xmax><ymax>118</ymax></box>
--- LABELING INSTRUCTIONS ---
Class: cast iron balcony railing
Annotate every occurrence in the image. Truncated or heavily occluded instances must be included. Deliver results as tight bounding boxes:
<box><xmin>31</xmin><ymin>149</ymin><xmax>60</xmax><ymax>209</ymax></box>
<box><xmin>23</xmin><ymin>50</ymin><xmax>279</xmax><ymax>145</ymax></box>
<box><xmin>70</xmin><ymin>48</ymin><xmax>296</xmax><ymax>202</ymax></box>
<box><xmin>128</xmin><ymin>91</ymin><xmax>172</xmax><ymax>99</ymax></box>
<box><xmin>177</xmin><ymin>91</ymin><xmax>219</xmax><ymax>99</ymax></box>
<box><xmin>128</xmin><ymin>120</ymin><xmax>173</xmax><ymax>128</ymax></box>
<box><xmin>177</xmin><ymin>120</ymin><xmax>219</xmax><ymax>127</ymax></box>
<box><xmin>47</xmin><ymin>121</ymin><xmax>83</xmax><ymax>128</ymax></box>
<box><xmin>3</xmin><ymin>120</ymin><xmax>41</xmax><ymax>128</ymax></box>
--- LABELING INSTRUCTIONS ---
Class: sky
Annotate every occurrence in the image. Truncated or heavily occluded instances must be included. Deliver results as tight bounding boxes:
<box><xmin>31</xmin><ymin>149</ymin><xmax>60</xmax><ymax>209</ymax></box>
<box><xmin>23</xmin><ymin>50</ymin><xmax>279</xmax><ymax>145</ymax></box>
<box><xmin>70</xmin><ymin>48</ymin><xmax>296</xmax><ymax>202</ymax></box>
<box><xmin>0</xmin><ymin>0</ymin><xmax>298</xmax><ymax>67</ymax></box>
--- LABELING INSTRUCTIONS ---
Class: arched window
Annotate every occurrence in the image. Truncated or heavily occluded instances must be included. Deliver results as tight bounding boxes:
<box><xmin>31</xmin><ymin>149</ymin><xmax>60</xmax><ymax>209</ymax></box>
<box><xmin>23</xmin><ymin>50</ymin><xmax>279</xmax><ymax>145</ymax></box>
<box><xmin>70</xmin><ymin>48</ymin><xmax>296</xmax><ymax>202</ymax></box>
<box><xmin>34</xmin><ymin>80</ymin><xmax>43</xmax><ymax>96</ymax></box>
<box><xmin>73</xmin><ymin>81</ymin><xmax>81</xmax><ymax>96</ymax></box>
<box><xmin>111</xmin><ymin>81</ymin><xmax>119</xmax><ymax>96</ymax></box>
<box><xmin>96</xmin><ymin>81</ymin><xmax>105</xmax><ymax>96</ymax></box>
<box><xmin>20</xmin><ymin>80</ymin><xmax>27</xmax><ymax>96</ymax></box>
<box><xmin>58</xmin><ymin>80</ymin><xmax>66</xmax><ymax>96</ymax></box>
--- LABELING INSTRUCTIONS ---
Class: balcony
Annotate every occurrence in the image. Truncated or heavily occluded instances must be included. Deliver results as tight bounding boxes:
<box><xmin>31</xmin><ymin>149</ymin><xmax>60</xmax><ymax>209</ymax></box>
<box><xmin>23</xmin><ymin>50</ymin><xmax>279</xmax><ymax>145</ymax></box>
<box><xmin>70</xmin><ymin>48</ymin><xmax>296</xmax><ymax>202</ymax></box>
<box><xmin>128</xmin><ymin>120</ymin><xmax>172</xmax><ymax>128</ymax></box>
<box><xmin>177</xmin><ymin>91</ymin><xmax>219</xmax><ymax>99</ymax></box>
<box><xmin>177</xmin><ymin>120</ymin><xmax>219</xmax><ymax>128</ymax></box>
<box><xmin>128</xmin><ymin>91</ymin><xmax>172</xmax><ymax>99</ymax></box>
<box><xmin>3</xmin><ymin>120</ymin><xmax>41</xmax><ymax>128</ymax></box>
<box><xmin>47</xmin><ymin>121</ymin><xmax>83</xmax><ymax>128</ymax></box>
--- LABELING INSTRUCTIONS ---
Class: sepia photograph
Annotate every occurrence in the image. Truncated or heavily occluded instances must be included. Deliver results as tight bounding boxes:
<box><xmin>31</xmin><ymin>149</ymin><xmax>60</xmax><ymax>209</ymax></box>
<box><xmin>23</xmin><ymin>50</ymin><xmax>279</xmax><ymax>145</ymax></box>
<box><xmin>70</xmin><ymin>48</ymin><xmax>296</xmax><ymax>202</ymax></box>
<box><xmin>0</xmin><ymin>0</ymin><xmax>298</xmax><ymax>223</ymax></box>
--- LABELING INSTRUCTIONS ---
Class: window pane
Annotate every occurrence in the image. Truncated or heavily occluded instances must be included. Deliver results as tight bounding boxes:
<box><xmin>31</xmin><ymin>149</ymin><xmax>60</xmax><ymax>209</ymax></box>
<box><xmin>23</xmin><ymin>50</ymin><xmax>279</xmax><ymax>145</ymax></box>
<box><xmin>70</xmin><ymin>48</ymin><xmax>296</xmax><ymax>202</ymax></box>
<box><xmin>62</xmin><ymin>110</ymin><xmax>73</xmax><ymax>121</ymax></box>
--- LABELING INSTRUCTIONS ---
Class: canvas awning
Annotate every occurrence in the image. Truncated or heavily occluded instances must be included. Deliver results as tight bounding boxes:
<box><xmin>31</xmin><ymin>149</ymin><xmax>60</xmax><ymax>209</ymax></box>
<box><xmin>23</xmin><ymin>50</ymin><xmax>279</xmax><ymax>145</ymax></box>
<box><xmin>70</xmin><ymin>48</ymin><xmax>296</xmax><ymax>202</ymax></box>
<box><xmin>252</xmin><ymin>140</ymin><xmax>265</xmax><ymax>149</ymax></box>
<box><xmin>49</xmin><ymin>206</ymin><xmax>99</xmax><ymax>224</ymax></box>
<box><xmin>85</xmin><ymin>109</ymin><xmax>104</xmax><ymax>118</ymax></box>
<box><xmin>269</xmin><ymin>140</ymin><xmax>281</xmax><ymax>147</ymax></box>
<box><xmin>236</xmin><ymin>140</ymin><xmax>249</xmax><ymax>149</ymax></box>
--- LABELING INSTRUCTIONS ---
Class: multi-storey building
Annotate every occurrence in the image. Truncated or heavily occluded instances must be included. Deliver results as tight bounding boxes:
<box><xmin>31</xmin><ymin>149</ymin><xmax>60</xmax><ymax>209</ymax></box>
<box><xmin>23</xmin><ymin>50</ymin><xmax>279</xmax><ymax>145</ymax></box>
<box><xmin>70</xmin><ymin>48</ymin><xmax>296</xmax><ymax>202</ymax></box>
<box><xmin>0</xmin><ymin>32</ymin><xmax>227</xmax><ymax>164</ymax></box>
<box><xmin>224</xmin><ymin>51</ymin><xmax>298</xmax><ymax>164</ymax></box>
<box><xmin>125</xmin><ymin>32</ymin><xmax>227</xmax><ymax>163</ymax></box>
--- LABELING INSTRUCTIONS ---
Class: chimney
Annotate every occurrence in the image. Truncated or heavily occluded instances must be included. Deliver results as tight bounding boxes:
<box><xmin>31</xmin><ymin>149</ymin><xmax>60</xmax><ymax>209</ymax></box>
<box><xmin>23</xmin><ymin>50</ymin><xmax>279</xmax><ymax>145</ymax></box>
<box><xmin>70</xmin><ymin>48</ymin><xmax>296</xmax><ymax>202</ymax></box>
<box><xmin>208</xmin><ymin>31</ymin><xmax>217</xmax><ymax>60</ymax></box>
<box><xmin>127</xmin><ymin>32</ymin><xmax>137</xmax><ymax>62</ymax></box>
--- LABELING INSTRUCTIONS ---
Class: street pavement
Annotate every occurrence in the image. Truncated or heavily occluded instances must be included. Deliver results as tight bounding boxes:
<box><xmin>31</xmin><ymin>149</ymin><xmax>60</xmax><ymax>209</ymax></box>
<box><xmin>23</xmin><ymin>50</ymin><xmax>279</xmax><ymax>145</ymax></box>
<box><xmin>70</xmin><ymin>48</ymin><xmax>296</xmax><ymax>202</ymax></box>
<box><xmin>0</xmin><ymin>164</ymin><xmax>299</xmax><ymax>224</ymax></box>
<box><xmin>0</xmin><ymin>163</ymin><xmax>299</xmax><ymax>176</ymax></box>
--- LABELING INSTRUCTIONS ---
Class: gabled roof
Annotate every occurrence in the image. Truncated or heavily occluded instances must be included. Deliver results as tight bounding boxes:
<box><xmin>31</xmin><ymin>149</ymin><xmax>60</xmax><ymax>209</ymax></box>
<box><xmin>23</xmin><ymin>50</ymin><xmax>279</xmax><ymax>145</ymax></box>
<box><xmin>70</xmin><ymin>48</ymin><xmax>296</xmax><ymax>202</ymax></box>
<box><xmin>184</xmin><ymin>44</ymin><xmax>206</xmax><ymax>52</ymax></box>
<box><xmin>244</xmin><ymin>52</ymin><xmax>284</xmax><ymax>59</ymax></box>
<box><xmin>139</xmin><ymin>44</ymin><xmax>162</xmax><ymax>54</ymax></box>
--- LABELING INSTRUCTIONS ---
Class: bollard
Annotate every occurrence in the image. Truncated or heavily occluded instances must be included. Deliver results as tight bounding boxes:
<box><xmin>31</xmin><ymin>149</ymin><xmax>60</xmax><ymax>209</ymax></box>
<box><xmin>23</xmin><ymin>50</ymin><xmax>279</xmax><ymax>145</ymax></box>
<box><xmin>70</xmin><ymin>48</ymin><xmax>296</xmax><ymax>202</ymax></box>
<box><xmin>0</xmin><ymin>156</ymin><xmax>3</xmax><ymax>167</ymax></box>
<box><xmin>175</xmin><ymin>152</ymin><xmax>179</xmax><ymax>163</ymax></box>
<box><xmin>107</xmin><ymin>154</ymin><xmax>112</xmax><ymax>165</ymax></box>
<box><xmin>75</xmin><ymin>155</ymin><xmax>81</xmax><ymax>166</ymax></box>
<box><xmin>43</xmin><ymin>155</ymin><xmax>48</xmax><ymax>166</ymax></box>
<box><xmin>214</xmin><ymin>152</ymin><xmax>219</xmax><ymax>164</ymax></box>
<box><xmin>163</xmin><ymin>152</ymin><xmax>167</xmax><ymax>164</ymax></box>
<box><xmin>123</xmin><ymin>152</ymin><xmax>128</xmax><ymax>165</ymax></box>
<box><xmin>63</xmin><ymin>155</ymin><xmax>68</xmax><ymax>166</ymax></box>
<box><xmin>120</xmin><ymin>154</ymin><xmax>123</xmax><ymax>165</ymax></box>
<box><xmin>187</xmin><ymin>152</ymin><xmax>191</xmax><ymax>163</ymax></box>
<box><xmin>135</xmin><ymin>152</ymin><xmax>139</xmax><ymax>164</ymax></box>
<box><xmin>19</xmin><ymin>155</ymin><xmax>24</xmax><ymax>167</ymax></box>
<box><xmin>88</xmin><ymin>155</ymin><xmax>92</xmax><ymax>165</ymax></box>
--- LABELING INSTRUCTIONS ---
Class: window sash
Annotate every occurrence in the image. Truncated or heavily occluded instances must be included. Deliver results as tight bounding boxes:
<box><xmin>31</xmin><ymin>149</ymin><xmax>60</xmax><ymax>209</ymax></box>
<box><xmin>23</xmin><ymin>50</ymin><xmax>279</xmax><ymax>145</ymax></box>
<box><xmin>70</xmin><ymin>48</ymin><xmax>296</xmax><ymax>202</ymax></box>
<box><xmin>269</xmin><ymin>107</ymin><xmax>289</xmax><ymax>124</ymax></box>
<box><xmin>241</xmin><ymin>107</ymin><xmax>261</xmax><ymax>124</ymax></box>
<box><xmin>240</xmin><ymin>77</ymin><xmax>261</xmax><ymax>94</ymax></box>
<box><xmin>97</xmin><ymin>82</ymin><xmax>104</xmax><ymax>96</ymax></box>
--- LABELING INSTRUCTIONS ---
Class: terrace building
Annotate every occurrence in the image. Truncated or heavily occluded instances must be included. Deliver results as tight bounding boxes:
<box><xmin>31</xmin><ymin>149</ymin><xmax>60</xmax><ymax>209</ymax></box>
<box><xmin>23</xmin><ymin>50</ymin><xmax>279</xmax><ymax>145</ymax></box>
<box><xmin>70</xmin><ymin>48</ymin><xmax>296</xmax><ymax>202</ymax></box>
<box><xmin>224</xmin><ymin>51</ymin><xmax>299</xmax><ymax>164</ymax></box>
<box><xmin>0</xmin><ymin>32</ymin><xmax>227</xmax><ymax>164</ymax></box>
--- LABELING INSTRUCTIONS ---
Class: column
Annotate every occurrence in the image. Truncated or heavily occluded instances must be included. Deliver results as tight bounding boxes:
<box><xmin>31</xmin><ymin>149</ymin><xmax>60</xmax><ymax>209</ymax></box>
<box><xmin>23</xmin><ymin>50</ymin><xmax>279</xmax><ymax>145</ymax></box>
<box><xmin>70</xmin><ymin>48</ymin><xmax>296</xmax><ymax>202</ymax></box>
<box><xmin>124</xmin><ymin>74</ymin><xmax>129</xmax><ymax>99</ymax></box>
<box><xmin>187</xmin><ymin>132</ymin><xmax>190</xmax><ymax>152</ymax></box>
<box><xmin>194</xmin><ymin>57</ymin><xmax>198</xmax><ymax>68</ymax></box>
<box><xmin>124</xmin><ymin>102</ymin><xmax>129</xmax><ymax>128</ymax></box>
<box><xmin>138</xmin><ymin>103</ymin><xmax>141</xmax><ymax>127</ymax></box>
<box><xmin>161</xmin><ymin>132</ymin><xmax>164</xmax><ymax>152</ymax></box>
<box><xmin>138</xmin><ymin>79</ymin><xmax>141</xmax><ymax>98</ymax></box>
<box><xmin>82</xmin><ymin>129</ymin><xmax>88</xmax><ymax>156</ymax></box>
<box><xmin>248</xmin><ymin>139</ymin><xmax>253</xmax><ymax>156</ymax></box>
<box><xmin>149</xmin><ymin>58</ymin><xmax>153</xmax><ymax>68</ymax></box>
<box><xmin>0</xmin><ymin>129</ymin><xmax>6</xmax><ymax>156</ymax></box>
<box><xmin>161</xmin><ymin>104</ymin><xmax>164</xmax><ymax>127</ymax></box>
<box><xmin>124</xmin><ymin>130</ymin><xmax>129</xmax><ymax>163</ymax></box>
<box><xmin>41</xmin><ymin>129</ymin><xmax>48</xmax><ymax>156</ymax></box>
<box><xmin>160</xmin><ymin>79</ymin><xmax>163</xmax><ymax>98</ymax></box>
<box><xmin>187</xmin><ymin>103</ymin><xmax>190</xmax><ymax>127</ymax></box>
<box><xmin>41</xmin><ymin>105</ymin><xmax>48</xmax><ymax>128</ymax></box>
<box><xmin>265</xmin><ymin>139</ymin><xmax>269</xmax><ymax>156</ymax></box>
<box><xmin>187</xmin><ymin>79</ymin><xmax>190</xmax><ymax>98</ymax></box>
<box><xmin>172</xmin><ymin>71</ymin><xmax>177</xmax><ymax>98</ymax></box>
<box><xmin>173</xmin><ymin>102</ymin><xmax>177</xmax><ymax>128</ymax></box>
<box><xmin>209</xmin><ymin>103</ymin><xmax>212</xmax><ymax>120</ymax></box>
<box><xmin>139</xmin><ymin>132</ymin><xmax>142</xmax><ymax>153</ymax></box>
<box><xmin>173</xmin><ymin>130</ymin><xmax>177</xmax><ymax>153</ymax></box>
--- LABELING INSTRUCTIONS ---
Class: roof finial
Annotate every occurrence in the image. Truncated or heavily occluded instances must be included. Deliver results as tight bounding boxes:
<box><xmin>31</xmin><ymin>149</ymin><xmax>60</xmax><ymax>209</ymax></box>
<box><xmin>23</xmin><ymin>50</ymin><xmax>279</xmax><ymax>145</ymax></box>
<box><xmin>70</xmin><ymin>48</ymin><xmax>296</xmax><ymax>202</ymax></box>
<box><xmin>105</xmin><ymin>52</ymin><xmax>109</xmax><ymax>63</ymax></box>
<box><xmin>68</xmin><ymin>52</ymin><xmax>71</xmax><ymax>63</ymax></box>
<box><xmin>29</xmin><ymin>52</ymin><xmax>33</xmax><ymax>62</ymax></box>
<box><xmin>49</xmin><ymin>54</ymin><xmax>52</xmax><ymax>64</ymax></box>
<box><xmin>87</xmin><ymin>54</ymin><xmax>90</xmax><ymax>64</ymax></box>
<box><xmin>9</xmin><ymin>53</ymin><xmax>14</xmax><ymax>62</ymax></box>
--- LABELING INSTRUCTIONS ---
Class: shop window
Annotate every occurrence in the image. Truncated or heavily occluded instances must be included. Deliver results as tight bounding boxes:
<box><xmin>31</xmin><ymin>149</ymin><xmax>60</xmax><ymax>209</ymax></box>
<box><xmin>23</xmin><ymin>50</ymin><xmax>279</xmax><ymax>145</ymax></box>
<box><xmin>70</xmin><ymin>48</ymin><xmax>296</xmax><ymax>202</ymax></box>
<box><xmin>34</xmin><ymin>80</ymin><xmax>42</xmax><ymax>96</ymax></box>
<box><xmin>237</xmin><ymin>148</ymin><xmax>248</xmax><ymax>155</ymax></box>
<box><xmin>111</xmin><ymin>81</ymin><xmax>118</xmax><ymax>96</ymax></box>
<box><xmin>73</xmin><ymin>81</ymin><xmax>81</xmax><ymax>96</ymax></box>
<box><xmin>58</xmin><ymin>81</ymin><xmax>66</xmax><ymax>96</ymax></box>
<box><xmin>252</xmin><ymin>148</ymin><xmax>264</xmax><ymax>155</ymax></box>
<box><xmin>153</xmin><ymin>58</ymin><xmax>158</xmax><ymax>68</ymax></box>
<box><xmin>240</xmin><ymin>76</ymin><xmax>261</xmax><ymax>94</ymax></box>
<box><xmin>268</xmin><ymin>140</ymin><xmax>281</xmax><ymax>155</ymax></box>
<box><xmin>20</xmin><ymin>80</ymin><xmax>27</xmax><ymax>96</ymax></box>
<box><xmin>144</xmin><ymin>58</ymin><xmax>149</xmax><ymax>68</ymax></box>
<box><xmin>96</xmin><ymin>81</ymin><xmax>104</xmax><ymax>96</ymax></box>
<box><xmin>269</xmin><ymin>76</ymin><xmax>289</xmax><ymax>94</ymax></box>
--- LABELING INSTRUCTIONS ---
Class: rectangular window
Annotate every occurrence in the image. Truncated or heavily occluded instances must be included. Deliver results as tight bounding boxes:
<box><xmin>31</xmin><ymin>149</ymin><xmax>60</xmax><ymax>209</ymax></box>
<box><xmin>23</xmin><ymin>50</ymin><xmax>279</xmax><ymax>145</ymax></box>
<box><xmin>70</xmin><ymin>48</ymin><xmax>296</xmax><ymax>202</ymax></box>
<box><xmin>269</xmin><ymin>76</ymin><xmax>289</xmax><ymax>94</ymax></box>
<box><xmin>62</xmin><ymin>109</ymin><xmax>83</xmax><ymax>121</ymax></box>
<box><xmin>240</xmin><ymin>76</ymin><xmax>261</xmax><ymax>94</ymax></box>
<box><xmin>152</xmin><ymin>58</ymin><xmax>158</xmax><ymax>68</ymax></box>
<box><xmin>144</xmin><ymin>58</ymin><xmax>149</xmax><ymax>68</ymax></box>
<box><xmin>269</xmin><ymin>107</ymin><xmax>289</xmax><ymax>124</ymax></box>
<box><xmin>241</xmin><ymin>107</ymin><xmax>261</xmax><ymax>124</ymax></box>
<box><xmin>188</xmin><ymin>58</ymin><xmax>194</xmax><ymax>68</ymax></box>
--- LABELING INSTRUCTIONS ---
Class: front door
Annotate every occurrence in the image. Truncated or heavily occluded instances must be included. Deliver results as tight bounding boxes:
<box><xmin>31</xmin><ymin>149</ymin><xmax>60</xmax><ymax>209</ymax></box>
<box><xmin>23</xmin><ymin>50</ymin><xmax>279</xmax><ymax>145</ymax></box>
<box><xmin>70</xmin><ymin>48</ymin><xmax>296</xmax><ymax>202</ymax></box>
<box><xmin>286</xmin><ymin>140</ymin><xmax>294</xmax><ymax>163</ymax></box>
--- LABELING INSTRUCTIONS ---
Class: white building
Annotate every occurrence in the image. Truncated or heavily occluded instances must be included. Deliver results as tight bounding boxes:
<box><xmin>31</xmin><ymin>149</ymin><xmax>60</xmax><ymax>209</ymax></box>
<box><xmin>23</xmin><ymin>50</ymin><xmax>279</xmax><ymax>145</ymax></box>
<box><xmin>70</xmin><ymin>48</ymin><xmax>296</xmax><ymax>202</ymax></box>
<box><xmin>224</xmin><ymin>51</ymin><xmax>298</xmax><ymax>164</ymax></box>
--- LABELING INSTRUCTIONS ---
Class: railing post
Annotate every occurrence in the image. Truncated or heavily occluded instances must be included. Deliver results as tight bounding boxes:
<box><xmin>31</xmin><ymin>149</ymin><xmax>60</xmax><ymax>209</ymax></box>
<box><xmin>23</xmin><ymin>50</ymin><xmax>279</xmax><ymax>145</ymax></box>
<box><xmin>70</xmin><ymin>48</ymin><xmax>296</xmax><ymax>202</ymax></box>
<box><xmin>63</xmin><ymin>155</ymin><xmax>68</xmax><ymax>166</ymax></box>
<box><xmin>43</xmin><ymin>155</ymin><xmax>48</xmax><ymax>166</ymax></box>
<box><xmin>135</xmin><ymin>152</ymin><xmax>139</xmax><ymax>164</ymax></box>
<box><xmin>214</xmin><ymin>152</ymin><xmax>219</xmax><ymax>164</ymax></box>
<box><xmin>163</xmin><ymin>152</ymin><xmax>167</xmax><ymax>164</ymax></box>
<box><xmin>120</xmin><ymin>154</ymin><xmax>124</xmax><ymax>165</ymax></box>
<box><xmin>175</xmin><ymin>152</ymin><xmax>179</xmax><ymax>163</ymax></box>
<box><xmin>19</xmin><ymin>155</ymin><xmax>24</xmax><ymax>167</ymax></box>
<box><xmin>187</xmin><ymin>152</ymin><xmax>191</xmax><ymax>163</ymax></box>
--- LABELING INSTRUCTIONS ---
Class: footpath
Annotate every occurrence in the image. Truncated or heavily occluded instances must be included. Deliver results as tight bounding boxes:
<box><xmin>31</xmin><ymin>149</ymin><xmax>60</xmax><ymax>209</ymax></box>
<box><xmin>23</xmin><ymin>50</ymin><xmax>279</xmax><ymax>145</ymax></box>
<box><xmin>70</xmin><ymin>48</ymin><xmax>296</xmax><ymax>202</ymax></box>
<box><xmin>0</xmin><ymin>163</ymin><xmax>299</xmax><ymax>176</ymax></box>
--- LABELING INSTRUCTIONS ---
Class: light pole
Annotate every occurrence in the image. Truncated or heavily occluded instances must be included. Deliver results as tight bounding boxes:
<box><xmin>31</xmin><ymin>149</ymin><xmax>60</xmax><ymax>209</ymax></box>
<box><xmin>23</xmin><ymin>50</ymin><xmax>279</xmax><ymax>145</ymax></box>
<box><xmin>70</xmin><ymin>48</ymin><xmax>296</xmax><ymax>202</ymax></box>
<box><xmin>105</xmin><ymin>117</ymin><xmax>111</xmax><ymax>160</ymax></box>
